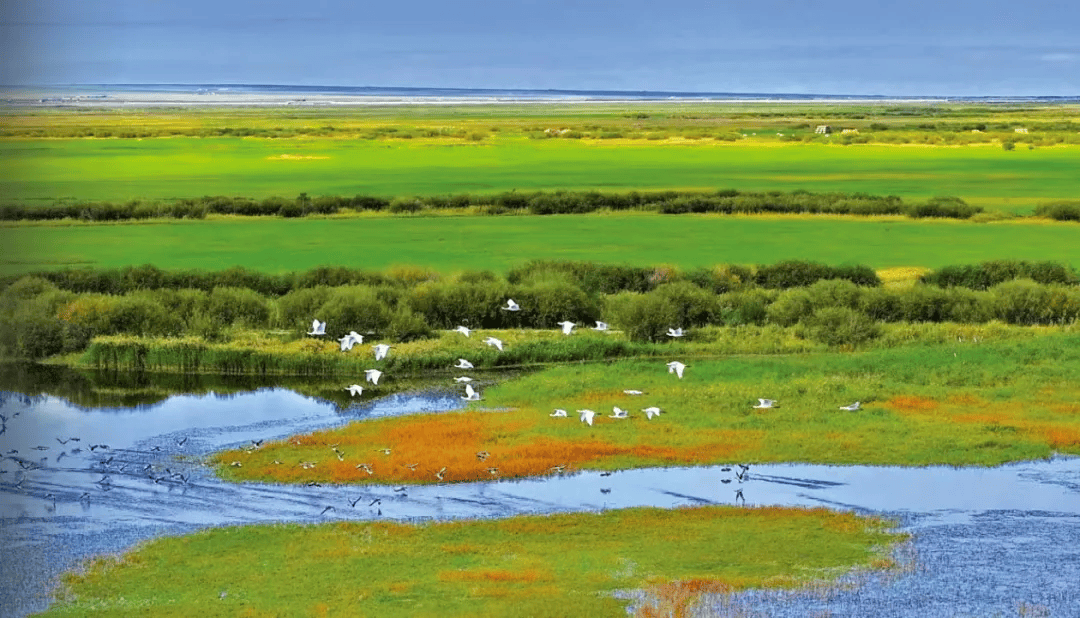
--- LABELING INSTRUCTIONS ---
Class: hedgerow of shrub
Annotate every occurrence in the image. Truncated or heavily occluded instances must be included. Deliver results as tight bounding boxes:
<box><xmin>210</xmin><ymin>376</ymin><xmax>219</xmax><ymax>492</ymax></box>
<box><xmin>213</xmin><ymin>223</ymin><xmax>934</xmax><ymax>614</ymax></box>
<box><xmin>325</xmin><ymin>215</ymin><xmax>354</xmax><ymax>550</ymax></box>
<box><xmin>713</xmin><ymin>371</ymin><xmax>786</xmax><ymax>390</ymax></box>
<box><xmin>1034</xmin><ymin>201</ymin><xmax>1080</xmax><ymax>222</ymax></box>
<box><xmin>0</xmin><ymin>189</ymin><xmax>986</xmax><ymax>222</ymax></box>
<box><xmin>920</xmin><ymin>260</ymin><xmax>1080</xmax><ymax>290</ymax></box>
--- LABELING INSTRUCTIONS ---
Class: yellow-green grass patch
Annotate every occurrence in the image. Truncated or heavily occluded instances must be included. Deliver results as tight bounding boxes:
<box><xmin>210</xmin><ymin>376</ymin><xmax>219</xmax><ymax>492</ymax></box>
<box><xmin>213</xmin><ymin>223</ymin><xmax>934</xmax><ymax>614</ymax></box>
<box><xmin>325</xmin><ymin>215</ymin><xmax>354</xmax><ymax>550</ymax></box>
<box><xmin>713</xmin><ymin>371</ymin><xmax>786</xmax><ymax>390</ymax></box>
<box><xmin>40</xmin><ymin>506</ymin><xmax>903</xmax><ymax>618</ymax></box>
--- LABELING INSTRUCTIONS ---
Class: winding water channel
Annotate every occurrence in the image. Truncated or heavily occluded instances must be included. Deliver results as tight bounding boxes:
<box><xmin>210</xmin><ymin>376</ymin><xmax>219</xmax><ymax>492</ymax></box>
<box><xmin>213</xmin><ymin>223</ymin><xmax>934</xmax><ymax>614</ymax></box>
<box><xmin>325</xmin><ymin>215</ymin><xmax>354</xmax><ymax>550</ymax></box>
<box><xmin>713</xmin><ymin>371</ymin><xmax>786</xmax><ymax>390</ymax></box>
<box><xmin>1</xmin><ymin>367</ymin><xmax>1078</xmax><ymax>617</ymax></box>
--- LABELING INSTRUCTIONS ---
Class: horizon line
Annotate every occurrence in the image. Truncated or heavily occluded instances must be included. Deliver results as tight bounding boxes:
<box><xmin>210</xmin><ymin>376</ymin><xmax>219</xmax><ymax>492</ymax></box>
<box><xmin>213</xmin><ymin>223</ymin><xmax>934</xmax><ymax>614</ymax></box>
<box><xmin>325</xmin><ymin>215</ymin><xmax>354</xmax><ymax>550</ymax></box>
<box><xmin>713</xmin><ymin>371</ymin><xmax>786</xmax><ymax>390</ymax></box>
<box><xmin>3</xmin><ymin>83</ymin><xmax>1078</xmax><ymax>100</ymax></box>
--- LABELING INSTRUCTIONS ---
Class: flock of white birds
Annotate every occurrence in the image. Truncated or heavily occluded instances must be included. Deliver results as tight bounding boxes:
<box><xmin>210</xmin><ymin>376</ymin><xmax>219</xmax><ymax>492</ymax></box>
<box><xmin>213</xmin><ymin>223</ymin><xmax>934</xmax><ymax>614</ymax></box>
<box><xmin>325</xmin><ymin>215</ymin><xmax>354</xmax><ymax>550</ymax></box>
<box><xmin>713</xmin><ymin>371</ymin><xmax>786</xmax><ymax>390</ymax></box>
<box><xmin>310</xmin><ymin>300</ymin><xmax>860</xmax><ymax>416</ymax></box>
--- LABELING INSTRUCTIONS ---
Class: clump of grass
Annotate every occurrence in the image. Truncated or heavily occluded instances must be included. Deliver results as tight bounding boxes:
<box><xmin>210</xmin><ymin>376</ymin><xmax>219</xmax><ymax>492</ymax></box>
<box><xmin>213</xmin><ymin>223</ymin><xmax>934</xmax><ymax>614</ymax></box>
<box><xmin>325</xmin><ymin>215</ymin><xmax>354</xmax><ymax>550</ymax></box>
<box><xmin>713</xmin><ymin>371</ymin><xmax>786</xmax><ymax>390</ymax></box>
<box><xmin>41</xmin><ymin>506</ymin><xmax>903</xmax><ymax>618</ymax></box>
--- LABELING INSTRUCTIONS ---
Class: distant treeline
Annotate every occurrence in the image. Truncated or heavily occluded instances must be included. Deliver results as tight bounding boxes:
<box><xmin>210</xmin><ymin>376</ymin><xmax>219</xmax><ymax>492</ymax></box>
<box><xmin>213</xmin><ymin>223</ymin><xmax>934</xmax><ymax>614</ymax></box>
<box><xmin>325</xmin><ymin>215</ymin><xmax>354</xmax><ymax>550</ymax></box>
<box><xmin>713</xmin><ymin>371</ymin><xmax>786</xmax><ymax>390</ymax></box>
<box><xmin>2</xmin><ymin>259</ymin><xmax>1077</xmax><ymax>360</ymax></box>
<box><xmin>0</xmin><ymin>189</ymin><xmax>1012</xmax><ymax>222</ymax></box>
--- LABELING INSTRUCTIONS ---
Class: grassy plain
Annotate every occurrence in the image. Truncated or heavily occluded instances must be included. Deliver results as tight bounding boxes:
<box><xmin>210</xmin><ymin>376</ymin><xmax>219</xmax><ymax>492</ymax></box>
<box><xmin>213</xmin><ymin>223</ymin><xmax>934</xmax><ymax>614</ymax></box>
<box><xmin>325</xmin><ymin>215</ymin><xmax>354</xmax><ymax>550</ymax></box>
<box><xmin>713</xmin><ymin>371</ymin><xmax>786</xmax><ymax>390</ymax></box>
<box><xmin>215</xmin><ymin>333</ymin><xmax>1080</xmax><ymax>485</ymax></box>
<box><xmin>4</xmin><ymin>213</ymin><xmax>1080</xmax><ymax>277</ymax></box>
<box><xmin>40</xmin><ymin>506</ymin><xmax>902</xmax><ymax>618</ymax></box>
<box><xmin>3</xmin><ymin>136</ymin><xmax>1078</xmax><ymax>211</ymax></box>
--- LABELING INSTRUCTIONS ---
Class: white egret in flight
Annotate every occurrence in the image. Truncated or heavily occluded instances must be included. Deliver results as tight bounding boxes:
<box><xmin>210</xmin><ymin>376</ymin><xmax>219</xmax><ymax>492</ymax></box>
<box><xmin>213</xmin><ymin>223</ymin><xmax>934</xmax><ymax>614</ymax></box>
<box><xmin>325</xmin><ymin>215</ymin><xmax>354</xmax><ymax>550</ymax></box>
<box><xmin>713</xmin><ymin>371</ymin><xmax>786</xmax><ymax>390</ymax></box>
<box><xmin>666</xmin><ymin>361</ymin><xmax>686</xmax><ymax>379</ymax></box>
<box><xmin>373</xmin><ymin>344</ymin><xmax>391</xmax><ymax>361</ymax></box>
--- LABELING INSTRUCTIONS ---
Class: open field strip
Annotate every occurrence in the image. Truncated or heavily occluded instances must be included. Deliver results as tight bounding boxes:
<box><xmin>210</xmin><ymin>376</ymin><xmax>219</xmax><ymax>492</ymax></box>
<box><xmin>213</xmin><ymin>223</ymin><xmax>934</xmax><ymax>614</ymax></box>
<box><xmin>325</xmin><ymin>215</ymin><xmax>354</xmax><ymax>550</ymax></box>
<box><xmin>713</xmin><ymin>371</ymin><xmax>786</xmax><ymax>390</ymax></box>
<box><xmin>3</xmin><ymin>213</ymin><xmax>1079</xmax><ymax>277</ymax></box>
<box><xmin>3</xmin><ymin>137</ymin><xmax>1078</xmax><ymax>210</ymax></box>
<box><xmin>213</xmin><ymin>333</ymin><xmax>1080</xmax><ymax>486</ymax></box>
<box><xmin>36</xmin><ymin>507</ymin><xmax>902</xmax><ymax>618</ymax></box>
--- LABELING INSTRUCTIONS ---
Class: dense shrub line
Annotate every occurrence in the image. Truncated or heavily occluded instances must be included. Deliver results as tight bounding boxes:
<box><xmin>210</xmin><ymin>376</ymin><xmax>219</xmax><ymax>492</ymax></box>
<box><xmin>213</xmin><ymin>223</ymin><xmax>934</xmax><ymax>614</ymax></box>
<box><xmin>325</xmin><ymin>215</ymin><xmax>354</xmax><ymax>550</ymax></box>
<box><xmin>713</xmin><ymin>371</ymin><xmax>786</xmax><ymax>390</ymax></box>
<box><xmin>0</xmin><ymin>189</ymin><xmax>986</xmax><ymax>222</ymax></box>
<box><xmin>4</xmin><ymin>260</ymin><xmax>881</xmax><ymax>299</ymax></box>
<box><xmin>2</xmin><ymin>260</ymin><xmax>1077</xmax><ymax>359</ymax></box>
<box><xmin>1034</xmin><ymin>201</ymin><xmax>1080</xmax><ymax>222</ymax></box>
<box><xmin>919</xmin><ymin>260</ymin><xmax>1080</xmax><ymax>290</ymax></box>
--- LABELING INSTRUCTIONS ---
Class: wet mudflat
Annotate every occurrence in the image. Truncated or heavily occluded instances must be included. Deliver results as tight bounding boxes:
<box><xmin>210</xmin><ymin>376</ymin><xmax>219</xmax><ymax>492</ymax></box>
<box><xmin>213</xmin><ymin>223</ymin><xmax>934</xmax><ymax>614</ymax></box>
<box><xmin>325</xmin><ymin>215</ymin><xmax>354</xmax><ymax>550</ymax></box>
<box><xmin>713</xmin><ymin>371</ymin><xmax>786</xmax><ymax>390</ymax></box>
<box><xmin>1</xmin><ymin>376</ymin><xmax>1079</xmax><ymax>617</ymax></box>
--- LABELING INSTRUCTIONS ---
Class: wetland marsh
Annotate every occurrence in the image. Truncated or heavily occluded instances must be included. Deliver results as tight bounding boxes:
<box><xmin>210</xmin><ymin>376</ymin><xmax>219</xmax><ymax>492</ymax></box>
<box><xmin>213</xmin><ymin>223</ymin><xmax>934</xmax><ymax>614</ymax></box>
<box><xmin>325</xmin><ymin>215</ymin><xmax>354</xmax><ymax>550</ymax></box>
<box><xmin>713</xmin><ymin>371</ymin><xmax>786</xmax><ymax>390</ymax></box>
<box><xmin>2</xmin><ymin>99</ymin><xmax>1079</xmax><ymax>616</ymax></box>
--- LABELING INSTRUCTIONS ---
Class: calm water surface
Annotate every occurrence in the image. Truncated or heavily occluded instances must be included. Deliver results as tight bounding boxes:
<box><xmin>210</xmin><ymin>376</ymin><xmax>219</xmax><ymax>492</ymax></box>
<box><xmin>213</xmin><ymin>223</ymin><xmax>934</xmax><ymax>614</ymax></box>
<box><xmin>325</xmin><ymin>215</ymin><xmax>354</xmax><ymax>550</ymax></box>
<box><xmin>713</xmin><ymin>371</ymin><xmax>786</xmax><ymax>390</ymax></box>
<box><xmin>0</xmin><ymin>369</ymin><xmax>1077</xmax><ymax>617</ymax></box>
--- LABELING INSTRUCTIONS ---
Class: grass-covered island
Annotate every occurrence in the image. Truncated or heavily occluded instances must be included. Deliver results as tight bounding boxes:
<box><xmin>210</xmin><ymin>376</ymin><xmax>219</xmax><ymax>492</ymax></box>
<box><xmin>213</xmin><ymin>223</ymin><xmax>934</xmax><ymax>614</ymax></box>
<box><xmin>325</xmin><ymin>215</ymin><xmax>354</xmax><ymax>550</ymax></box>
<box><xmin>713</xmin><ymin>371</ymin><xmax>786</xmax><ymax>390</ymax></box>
<box><xmin>38</xmin><ymin>507</ymin><xmax>903</xmax><ymax>618</ymax></box>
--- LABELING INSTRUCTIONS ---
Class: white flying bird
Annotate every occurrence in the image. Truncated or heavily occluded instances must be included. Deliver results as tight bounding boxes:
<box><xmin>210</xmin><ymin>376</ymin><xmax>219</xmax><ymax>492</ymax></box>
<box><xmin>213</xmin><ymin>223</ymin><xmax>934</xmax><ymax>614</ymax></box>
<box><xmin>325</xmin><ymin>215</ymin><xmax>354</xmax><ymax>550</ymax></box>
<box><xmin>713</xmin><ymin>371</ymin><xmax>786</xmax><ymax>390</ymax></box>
<box><xmin>550</xmin><ymin>409</ymin><xmax>568</xmax><ymax>418</ymax></box>
<box><xmin>364</xmin><ymin>369</ymin><xmax>383</xmax><ymax>385</ymax></box>
<box><xmin>557</xmin><ymin>321</ymin><xmax>575</xmax><ymax>335</ymax></box>
<box><xmin>453</xmin><ymin>376</ymin><xmax>473</xmax><ymax>383</ymax></box>
<box><xmin>839</xmin><ymin>401</ymin><xmax>861</xmax><ymax>411</ymax></box>
<box><xmin>578</xmin><ymin>409</ymin><xmax>596</xmax><ymax>426</ymax></box>
<box><xmin>454</xmin><ymin>325</ymin><xmax>471</xmax><ymax>337</ymax></box>
<box><xmin>609</xmin><ymin>407</ymin><xmax>629</xmax><ymax>419</ymax></box>
<box><xmin>483</xmin><ymin>336</ymin><xmax>504</xmax><ymax>351</ymax></box>
<box><xmin>308</xmin><ymin>319</ymin><xmax>326</xmax><ymax>336</ymax></box>
<box><xmin>593</xmin><ymin>321</ymin><xmax>609</xmax><ymax>331</ymax></box>
<box><xmin>455</xmin><ymin>358</ymin><xmax>474</xmax><ymax>369</ymax></box>
<box><xmin>667</xmin><ymin>327</ymin><xmax>685</xmax><ymax>338</ymax></box>
<box><xmin>623</xmin><ymin>389</ymin><xmax>644</xmax><ymax>396</ymax></box>
<box><xmin>501</xmin><ymin>299</ymin><xmax>521</xmax><ymax>311</ymax></box>
<box><xmin>462</xmin><ymin>384</ymin><xmax>482</xmax><ymax>401</ymax></box>
<box><xmin>346</xmin><ymin>384</ymin><xmax>364</xmax><ymax>397</ymax></box>
<box><xmin>338</xmin><ymin>335</ymin><xmax>357</xmax><ymax>351</ymax></box>
<box><xmin>753</xmin><ymin>399</ymin><xmax>779</xmax><ymax>409</ymax></box>
<box><xmin>666</xmin><ymin>361</ymin><xmax>686</xmax><ymax>379</ymax></box>
<box><xmin>373</xmin><ymin>344</ymin><xmax>391</xmax><ymax>361</ymax></box>
<box><xmin>642</xmin><ymin>407</ymin><xmax>662</xmax><ymax>419</ymax></box>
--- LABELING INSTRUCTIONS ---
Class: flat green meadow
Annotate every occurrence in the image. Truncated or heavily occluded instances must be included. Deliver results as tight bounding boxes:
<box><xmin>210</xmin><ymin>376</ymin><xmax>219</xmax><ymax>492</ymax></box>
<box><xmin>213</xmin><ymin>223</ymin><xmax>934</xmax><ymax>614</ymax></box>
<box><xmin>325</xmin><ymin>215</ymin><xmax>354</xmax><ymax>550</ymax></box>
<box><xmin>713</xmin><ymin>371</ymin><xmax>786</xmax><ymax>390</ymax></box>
<box><xmin>2</xmin><ymin>137</ymin><xmax>1078</xmax><ymax>212</ymax></box>
<box><xmin>4</xmin><ymin>213</ymin><xmax>1079</xmax><ymax>277</ymax></box>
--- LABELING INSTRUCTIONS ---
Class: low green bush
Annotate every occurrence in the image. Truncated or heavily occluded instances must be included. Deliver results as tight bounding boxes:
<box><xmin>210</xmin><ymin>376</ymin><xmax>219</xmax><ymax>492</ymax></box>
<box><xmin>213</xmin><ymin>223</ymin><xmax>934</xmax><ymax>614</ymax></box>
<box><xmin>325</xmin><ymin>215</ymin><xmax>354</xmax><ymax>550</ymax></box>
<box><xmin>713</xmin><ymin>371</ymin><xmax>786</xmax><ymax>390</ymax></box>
<box><xmin>1034</xmin><ymin>201</ymin><xmax>1080</xmax><ymax>222</ymax></box>
<box><xmin>798</xmin><ymin>307</ymin><xmax>881</xmax><ymax>347</ymax></box>
<box><xmin>921</xmin><ymin>260</ymin><xmax>1079</xmax><ymax>290</ymax></box>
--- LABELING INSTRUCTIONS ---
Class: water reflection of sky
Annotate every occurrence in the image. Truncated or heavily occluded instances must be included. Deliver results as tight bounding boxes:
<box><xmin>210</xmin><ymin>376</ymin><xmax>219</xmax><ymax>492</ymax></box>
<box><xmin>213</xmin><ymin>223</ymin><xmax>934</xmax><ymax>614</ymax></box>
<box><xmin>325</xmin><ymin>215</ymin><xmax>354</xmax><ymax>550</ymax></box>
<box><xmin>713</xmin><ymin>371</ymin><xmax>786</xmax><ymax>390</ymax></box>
<box><xmin>1</xmin><ymin>384</ymin><xmax>1079</xmax><ymax>618</ymax></box>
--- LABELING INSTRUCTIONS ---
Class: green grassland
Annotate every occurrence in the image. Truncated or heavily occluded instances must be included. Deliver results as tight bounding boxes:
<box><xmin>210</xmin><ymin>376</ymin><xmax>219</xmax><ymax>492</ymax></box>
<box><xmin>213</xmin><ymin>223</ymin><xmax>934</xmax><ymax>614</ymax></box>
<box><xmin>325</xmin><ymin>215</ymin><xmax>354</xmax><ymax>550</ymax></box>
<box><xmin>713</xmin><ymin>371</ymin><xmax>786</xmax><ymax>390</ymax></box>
<box><xmin>3</xmin><ymin>213</ymin><xmax>1078</xmax><ymax>277</ymax></box>
<box><xmin>3</xmin><ymin>136</ymin><xmax>1078</xmax><ymax>212</ymax></box>
<box><xmin>214</xmin><ymin>333</ymin><xmax>1080</xmax><ymax>487</ymax></box>
<box><xmin>39</xmin><ymin>506</ymin><xmax>902</xmax><ymax>618</ymax></box>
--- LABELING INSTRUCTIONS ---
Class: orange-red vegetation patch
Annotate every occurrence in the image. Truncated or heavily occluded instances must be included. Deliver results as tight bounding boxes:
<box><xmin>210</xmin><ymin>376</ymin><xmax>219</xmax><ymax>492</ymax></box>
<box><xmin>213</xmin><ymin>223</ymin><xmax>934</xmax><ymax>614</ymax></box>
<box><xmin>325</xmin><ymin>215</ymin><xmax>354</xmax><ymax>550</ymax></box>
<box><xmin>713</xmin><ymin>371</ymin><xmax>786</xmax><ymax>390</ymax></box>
<box><xmin>221</xmin><ymin>412</ymin><xmax>760</xmax><ymax>484</ymax></box>
<box><xmin>884</xmin><ymin>396</ymin><xmax>939</xmax><ymax>413</ymax></box>
<box><xmin>637</xmin><ymin>579</ymin><xmax>741</xmax><ymax>618</ymax></box>
<box><xmin>1036</xmin><ymin>426</ymin><xmax>1080</xmax><ymax>449</ymax></box>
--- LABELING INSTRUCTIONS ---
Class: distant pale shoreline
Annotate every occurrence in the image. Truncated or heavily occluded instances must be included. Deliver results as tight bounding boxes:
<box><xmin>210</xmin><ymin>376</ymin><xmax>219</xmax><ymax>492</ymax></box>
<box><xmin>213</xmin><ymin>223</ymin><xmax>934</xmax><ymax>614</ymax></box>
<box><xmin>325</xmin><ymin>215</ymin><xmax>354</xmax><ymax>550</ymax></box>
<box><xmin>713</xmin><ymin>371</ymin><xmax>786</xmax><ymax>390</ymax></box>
<box><xmin>3</xmin><ymin>85</ymin><xmax>1076</xmax><ymax>108</ymax></box>
<box><xmin>0</xmin><ymin>87</ymin><xmax>982</xmax><ymax>108</ymax></box>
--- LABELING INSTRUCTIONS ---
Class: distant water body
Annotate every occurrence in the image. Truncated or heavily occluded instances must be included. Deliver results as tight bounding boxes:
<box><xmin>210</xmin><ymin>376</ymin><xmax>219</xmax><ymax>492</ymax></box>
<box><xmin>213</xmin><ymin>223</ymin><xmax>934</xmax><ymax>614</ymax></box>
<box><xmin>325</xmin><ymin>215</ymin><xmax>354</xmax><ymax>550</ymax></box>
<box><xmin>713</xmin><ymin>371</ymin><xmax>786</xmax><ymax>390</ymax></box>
<box><xmin>7</xmin><ymin>83</ymin><xmax>1080</xmax><ymax>104</ymax></box>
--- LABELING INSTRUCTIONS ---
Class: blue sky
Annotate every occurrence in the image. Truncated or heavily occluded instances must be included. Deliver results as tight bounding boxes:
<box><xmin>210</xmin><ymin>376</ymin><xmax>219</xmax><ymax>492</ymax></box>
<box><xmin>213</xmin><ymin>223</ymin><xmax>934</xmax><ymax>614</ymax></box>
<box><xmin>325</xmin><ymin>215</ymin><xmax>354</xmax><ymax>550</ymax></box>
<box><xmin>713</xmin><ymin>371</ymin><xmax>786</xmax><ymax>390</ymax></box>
<box><xmin>2</xmin><ymin>0</ymin><xmax>1077</xmax><ymax>95</ymax></box>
